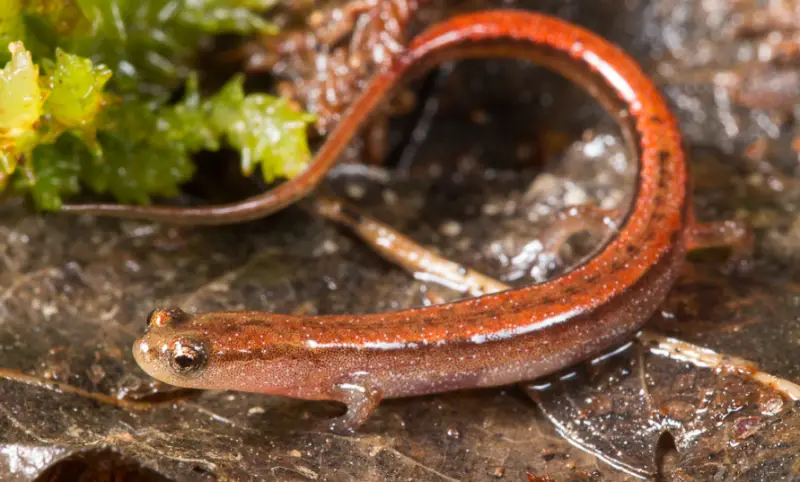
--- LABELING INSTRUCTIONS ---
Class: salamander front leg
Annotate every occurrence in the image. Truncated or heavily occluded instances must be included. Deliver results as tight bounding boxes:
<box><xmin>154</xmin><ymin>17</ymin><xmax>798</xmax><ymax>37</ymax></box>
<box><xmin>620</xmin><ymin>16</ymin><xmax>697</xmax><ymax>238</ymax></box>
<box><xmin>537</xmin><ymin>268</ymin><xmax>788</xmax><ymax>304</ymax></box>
<box><xmin>325</xmin><ymin>380</ymin><xmax>384</xmax><ymax>434</ymax></box>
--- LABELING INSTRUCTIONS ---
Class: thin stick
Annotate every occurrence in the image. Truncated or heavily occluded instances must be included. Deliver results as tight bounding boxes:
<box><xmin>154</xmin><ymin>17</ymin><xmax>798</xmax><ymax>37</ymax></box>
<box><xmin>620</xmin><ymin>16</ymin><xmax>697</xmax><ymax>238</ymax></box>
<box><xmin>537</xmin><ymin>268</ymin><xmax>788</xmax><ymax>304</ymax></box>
<box><xmin>0</xmin><ymin>368</ymin><xmax>191</xmax><ymax>410</ymax></box>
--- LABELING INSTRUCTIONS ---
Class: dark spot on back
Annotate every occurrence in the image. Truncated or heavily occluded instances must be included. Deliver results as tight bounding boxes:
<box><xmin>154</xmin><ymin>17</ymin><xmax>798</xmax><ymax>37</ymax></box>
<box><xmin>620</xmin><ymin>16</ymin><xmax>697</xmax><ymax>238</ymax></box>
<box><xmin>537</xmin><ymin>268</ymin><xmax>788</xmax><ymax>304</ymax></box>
<box><xmin>657</xmin><ymin>151</ymin><xmax>670</xmax><ymax>189</ymax></box>
<box><xmin>241</xmin><ymin>318</ymin><xmax>269</xmax><ymax>327</ymax></box>
<box><xmin>564</xmin><ymin>286</ymin><xmax>579</xmax><ymax>296</ymax></box>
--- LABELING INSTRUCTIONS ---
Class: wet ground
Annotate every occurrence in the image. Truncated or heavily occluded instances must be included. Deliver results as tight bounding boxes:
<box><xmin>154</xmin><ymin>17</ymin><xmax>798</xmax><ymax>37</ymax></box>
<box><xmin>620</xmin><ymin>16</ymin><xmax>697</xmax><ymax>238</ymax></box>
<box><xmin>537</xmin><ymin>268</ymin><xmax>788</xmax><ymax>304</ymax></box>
<box><xmin>2</xmin><ymin>0</ymin><xmax>800</xmax><ymax>480</ymax></box>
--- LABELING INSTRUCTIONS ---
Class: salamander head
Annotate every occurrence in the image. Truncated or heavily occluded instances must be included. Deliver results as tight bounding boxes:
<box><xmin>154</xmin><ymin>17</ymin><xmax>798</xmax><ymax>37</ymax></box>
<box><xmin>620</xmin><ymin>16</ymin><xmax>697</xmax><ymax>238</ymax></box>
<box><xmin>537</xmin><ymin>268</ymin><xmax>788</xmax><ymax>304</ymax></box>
<box><xmin>132</xmin><ymin>308</ymin><xmax>318</xmax><ymax>397</ymax></box>
<box><xmin>133</xmin><ymin>308</ymin><xmax>211</xmax><ymax>388</ymax></box>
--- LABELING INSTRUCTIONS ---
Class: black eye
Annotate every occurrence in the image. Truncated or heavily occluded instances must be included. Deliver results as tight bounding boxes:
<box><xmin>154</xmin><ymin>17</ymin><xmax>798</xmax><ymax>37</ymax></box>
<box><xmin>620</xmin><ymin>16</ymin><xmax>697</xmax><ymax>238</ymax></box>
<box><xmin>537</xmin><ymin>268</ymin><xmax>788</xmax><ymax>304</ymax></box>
<box><xmin>169</xmin><ymin>339</ymin><xmax>207</xmax><ymax>377</ymax></box>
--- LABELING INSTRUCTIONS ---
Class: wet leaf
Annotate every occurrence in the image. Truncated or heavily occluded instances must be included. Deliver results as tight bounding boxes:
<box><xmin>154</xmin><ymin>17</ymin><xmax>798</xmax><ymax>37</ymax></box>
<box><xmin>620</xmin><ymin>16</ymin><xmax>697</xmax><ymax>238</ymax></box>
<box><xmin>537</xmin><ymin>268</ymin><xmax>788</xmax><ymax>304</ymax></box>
<box><xmin>527</xmin><ymin>340</ymin><xmax>800</xmax><ymax>479</ymax></box>
<box><xmin>1</xmin><ymin>0</ymin><xmax>800</xmax><ymax>480</ymax></box>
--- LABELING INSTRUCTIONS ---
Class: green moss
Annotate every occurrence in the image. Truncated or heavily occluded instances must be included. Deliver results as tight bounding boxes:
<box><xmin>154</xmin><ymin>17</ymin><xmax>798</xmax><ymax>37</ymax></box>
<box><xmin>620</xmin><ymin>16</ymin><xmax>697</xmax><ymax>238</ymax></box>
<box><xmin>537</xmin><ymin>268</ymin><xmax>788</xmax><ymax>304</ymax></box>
<box><xmin>0</xmin><ymin>0</ymin><xmax>315</xmax><ymax>211</ymax></box>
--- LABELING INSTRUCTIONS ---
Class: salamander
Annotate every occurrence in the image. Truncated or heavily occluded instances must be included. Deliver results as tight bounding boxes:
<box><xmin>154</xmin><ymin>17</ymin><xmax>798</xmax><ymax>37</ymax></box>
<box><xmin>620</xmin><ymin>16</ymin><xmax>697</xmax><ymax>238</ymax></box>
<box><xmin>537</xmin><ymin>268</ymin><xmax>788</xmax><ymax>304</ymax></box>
<box><xmin>124</xmin><ymin>10</ymin><xmax>734</xmax><ymax>433</ymax></box>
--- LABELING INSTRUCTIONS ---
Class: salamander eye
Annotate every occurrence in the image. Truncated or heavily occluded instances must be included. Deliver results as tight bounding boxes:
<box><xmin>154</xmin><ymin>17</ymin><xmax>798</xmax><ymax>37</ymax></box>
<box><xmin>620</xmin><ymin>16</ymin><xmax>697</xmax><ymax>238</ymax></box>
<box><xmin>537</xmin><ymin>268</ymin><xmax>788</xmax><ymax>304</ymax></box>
<box><xmin>147</xmin><ymin>307</ymin><xmax>190</xmax><ymax>329</ymax></box>
<box><xmin>169</xmin><ymin>339</ymin><xmax>207</xmax><ymax>377</ymax></box>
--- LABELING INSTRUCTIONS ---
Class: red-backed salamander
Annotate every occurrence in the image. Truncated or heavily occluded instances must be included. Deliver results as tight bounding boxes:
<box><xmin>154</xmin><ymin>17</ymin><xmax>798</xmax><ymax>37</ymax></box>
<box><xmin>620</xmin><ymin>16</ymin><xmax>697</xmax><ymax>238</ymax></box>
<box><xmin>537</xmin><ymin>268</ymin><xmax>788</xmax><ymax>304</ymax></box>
<box><xmin>90</xmin><ymin>10</ymin><xmax>748</xmax><ymax>433</ymax></box>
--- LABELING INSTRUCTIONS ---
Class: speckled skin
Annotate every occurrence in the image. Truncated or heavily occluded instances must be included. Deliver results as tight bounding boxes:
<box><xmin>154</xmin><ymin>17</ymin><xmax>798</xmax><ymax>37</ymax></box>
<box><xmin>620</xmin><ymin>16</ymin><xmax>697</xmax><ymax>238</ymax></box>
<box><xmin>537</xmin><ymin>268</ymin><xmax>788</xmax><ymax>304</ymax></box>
<box><xmin>132</xmin><ymin>10</ymin><xmax>691</xmax><ymax>433</ymax></box>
